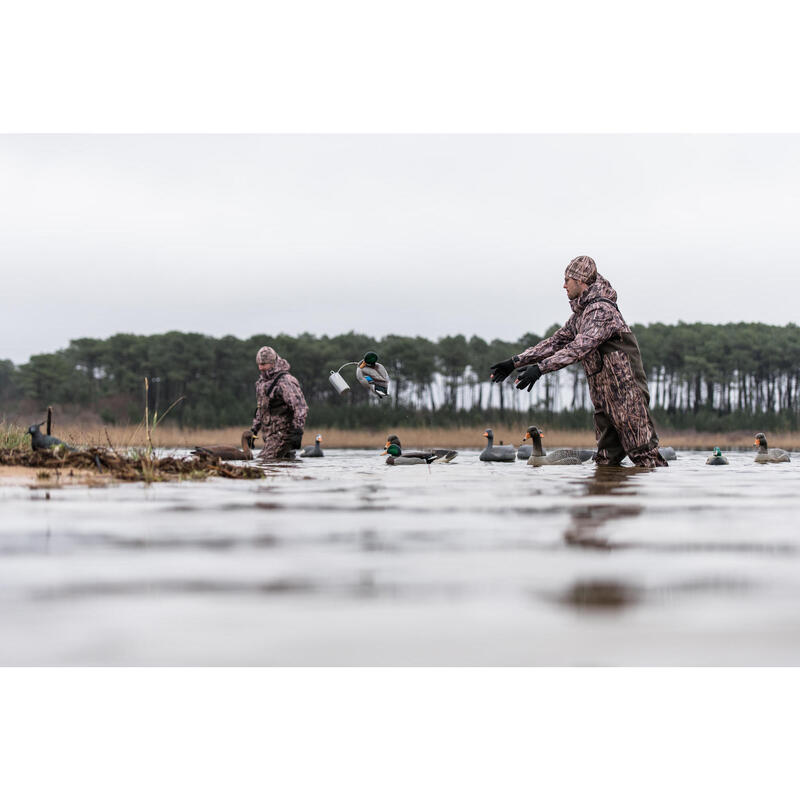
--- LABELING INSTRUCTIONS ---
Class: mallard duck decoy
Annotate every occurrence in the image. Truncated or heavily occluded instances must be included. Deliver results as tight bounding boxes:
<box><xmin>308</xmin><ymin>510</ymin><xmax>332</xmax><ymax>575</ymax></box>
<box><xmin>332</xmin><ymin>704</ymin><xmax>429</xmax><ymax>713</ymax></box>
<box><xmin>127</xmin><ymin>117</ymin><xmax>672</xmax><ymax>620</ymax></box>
<box><xmin>658</xmin><ymin>446</ymin><xmax>677</xmax><ymax>461</ymax></box>
<box><xmin>706</xmin><ymin>447</ymin><xmax>729</xmax><ymax>465</ymax></box>
<box><xmin>26</xmin><ymin>422</ymin><xmax>74</xmax><ymax>452</ymax></box>
<box><xmin>301</xmin><ymin>434</ymin><xmax>324</xmax><ymax>457</ymax></box>
<box><xmin>753</xmin><ymin>433</ymin><xmax>790</xmax><ymax>463</ymax></box>
<box><xmin>479</xmin><ymin>429</ymin><xmax>516</xmax><ymax>462</ymax></box>
<box><xmin>191</xmin><ymin>431</ymin><xmax>255</xmax><ymax>461</ymax></box>
<box><xmin>385</xmin><ymin>434</ymin><xmax>456</xmax><ymax>462</ymax></box>
<box><xmin>382</xmin><ymin>443</ymin><xmax>437</xmax><ymax>465</ymax></box>
<box><xmin>524</xmin><ymin>426</ymin><xmax>592</xmax><ymax>466</ymax></box>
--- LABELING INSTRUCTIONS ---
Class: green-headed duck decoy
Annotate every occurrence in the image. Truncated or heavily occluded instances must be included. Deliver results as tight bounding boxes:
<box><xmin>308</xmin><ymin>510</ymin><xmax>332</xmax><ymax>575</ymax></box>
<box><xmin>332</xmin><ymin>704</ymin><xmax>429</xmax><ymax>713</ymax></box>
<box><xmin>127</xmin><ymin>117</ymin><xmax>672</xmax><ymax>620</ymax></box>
<box><xmin>301</xmin><ymin>434</ymin><xmax>324</xmax><ymax>457</ymax></box>
<box><xmin>706</xmin><ymin>447</ymin><xmax>729</xmax><ymax>465</ymax></box>
<box><xmin>382</xmin><ymin>442</ymin><xmax>437</xmax><ymax>465</ymax></box>
<box><xmin>26</xmin><ymin>422</ymin><xmax>74</xmax><ymax>452</ymax></box>
<box><xmin>385</xmin><ymin>434</ymin><xmax>456</xmax><ymax>463</ymax></box>
<box><xmin>191</xmin><ymin>431</ymin><xmax>256</xmax><ymax>461</ymax></box>
<box><xmin>525</xmin><ymin>426</ymin><xmax>592</xmax><ymax>466</ymax></box>
<box><xmin>753</xmin><ymin>433</ymin><xmax>790</xmax><ymax>463</ymax></box>
<box><xmin>479</xmin><ymin>429</ymin><xmax>516</xmax><ymax>462</ymax></box>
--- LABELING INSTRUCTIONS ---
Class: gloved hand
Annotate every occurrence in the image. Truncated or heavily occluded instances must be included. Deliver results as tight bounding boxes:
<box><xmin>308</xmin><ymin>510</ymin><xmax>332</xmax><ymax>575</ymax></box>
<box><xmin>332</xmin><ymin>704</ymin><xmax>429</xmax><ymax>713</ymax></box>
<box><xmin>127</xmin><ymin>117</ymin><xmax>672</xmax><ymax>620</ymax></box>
<box><xmin>490</xmin><ymin>358</ymin><xmax>515</xmax><ymax>383</ymax></box>
<box><xmin>288</xmin><ymin>427</ymin><xmax>304</xmax><ymax>449</ymax></box>
<box><xmin>515</xmin><ymin>364</ymin><xmax>542</xmax><ymax>392</ymax></box>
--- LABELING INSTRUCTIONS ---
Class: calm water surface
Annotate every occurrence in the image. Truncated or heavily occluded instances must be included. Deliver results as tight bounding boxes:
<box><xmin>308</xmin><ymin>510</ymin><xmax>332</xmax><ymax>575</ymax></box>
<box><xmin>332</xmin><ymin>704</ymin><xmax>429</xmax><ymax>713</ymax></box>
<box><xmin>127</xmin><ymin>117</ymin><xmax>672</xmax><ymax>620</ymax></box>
<box><xmin>1</xmin><ymin>448</ymin><xmax>798</xmax><ymax>665</ymax></box>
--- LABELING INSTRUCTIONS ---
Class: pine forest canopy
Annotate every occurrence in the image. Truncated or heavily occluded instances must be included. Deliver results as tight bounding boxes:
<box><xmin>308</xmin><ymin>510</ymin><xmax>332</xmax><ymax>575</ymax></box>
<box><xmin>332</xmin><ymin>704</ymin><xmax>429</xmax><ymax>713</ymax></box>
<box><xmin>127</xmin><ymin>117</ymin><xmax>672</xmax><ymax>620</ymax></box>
<box><xmin>2</xmin><ymin>323</ymin><xmax>800</xmax><ymax>432</ymax></box>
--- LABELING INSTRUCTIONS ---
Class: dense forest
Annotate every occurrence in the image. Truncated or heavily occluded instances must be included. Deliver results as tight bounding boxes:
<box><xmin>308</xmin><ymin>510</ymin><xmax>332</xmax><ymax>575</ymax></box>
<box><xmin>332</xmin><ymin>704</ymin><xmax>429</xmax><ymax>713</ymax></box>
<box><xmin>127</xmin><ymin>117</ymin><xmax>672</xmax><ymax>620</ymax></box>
<box><xmin>2</xmin><ymin>322</ymin><xmax>800</xmax><ymax>431</ymax></box>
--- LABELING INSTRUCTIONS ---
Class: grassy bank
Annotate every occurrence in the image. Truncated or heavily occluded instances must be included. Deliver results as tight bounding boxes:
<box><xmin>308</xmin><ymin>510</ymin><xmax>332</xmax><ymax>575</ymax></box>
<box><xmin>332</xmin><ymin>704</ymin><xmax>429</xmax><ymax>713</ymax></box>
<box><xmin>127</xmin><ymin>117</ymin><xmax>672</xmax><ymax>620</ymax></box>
<box><xmin>11</xmin><ymin>422</ymin><xmax>792</xmax><ymax>452</ymax></box>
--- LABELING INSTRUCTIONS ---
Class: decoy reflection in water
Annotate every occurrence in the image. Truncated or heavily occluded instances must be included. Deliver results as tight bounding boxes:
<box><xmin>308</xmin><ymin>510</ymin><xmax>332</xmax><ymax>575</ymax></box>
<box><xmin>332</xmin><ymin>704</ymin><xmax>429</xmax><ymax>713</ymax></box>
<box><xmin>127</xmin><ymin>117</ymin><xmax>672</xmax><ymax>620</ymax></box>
<box><xmin>300</xmin><ymin>434</ymin><xmax>324</xmax><ymax>457</ymax></box>
<box><xmin>524</xmin><ymin>426</ymin><xmax>594</xmax><ymax>466</ymax></box>
<box><xmin>706</xmin><ymin>447</ymin><xmax>729</xmax><ymax>465</ymax></box>
<box><xmin>753</xmin><ymin>432</ymin><xmax>790</xmax><ymax>463</ymax></box>
<box><xmin>191</xmin><ymin>431</ymin><xmax>256</xmax><ymax>461</ymax></box>
<box><xmin>26</xmin><ymin>422</ymin><xmax>74</xmax><ymax>452</ymax></box>
<box><xmin>381</xmin><ymin>443</ymin><xmax>437</xmax><ymax>465</ymax></box>
<box><xmin>385</xmin><ymin>434</ymin><xmax>457</xmax><ymax>463</ymax></box>
<box><xmin>479</xmin><ymin>429</ymin><xmax>516</xmax><ymax>462</ymax></box>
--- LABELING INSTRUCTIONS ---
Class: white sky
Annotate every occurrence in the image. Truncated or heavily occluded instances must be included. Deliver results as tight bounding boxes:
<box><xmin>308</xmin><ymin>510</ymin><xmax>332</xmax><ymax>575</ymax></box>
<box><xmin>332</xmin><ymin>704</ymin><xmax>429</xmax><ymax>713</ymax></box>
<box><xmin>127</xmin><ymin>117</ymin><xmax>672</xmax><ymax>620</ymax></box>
<box><xmin>2</xmin><ymin>134</ymin><xmax>798</xmax><ymax>364</ymax></box>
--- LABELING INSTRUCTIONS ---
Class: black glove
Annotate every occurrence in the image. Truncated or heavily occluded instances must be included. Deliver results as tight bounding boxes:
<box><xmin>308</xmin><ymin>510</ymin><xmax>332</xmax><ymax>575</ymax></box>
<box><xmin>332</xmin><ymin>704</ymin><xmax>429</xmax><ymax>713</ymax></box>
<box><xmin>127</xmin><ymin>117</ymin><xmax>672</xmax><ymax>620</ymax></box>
<box><xmin>288</xmin><ymin>427</ymin><xmax>304</xmax><ymax>449</ymax></box>
<box><xmin>490</xmin><ymin>358</ymin><xmax>515</xmax><ymax>383</ymax></box>
<box><xmin>515</xmin><ymin>364</ymin><xmax>542</xmax><ymax>392</ymax></box>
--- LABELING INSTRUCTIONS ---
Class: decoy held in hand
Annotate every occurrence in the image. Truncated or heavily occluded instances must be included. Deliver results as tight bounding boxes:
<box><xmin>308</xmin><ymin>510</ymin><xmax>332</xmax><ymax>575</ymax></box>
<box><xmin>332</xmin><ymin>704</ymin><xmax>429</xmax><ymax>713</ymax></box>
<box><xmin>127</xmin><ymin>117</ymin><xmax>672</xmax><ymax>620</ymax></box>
<box><xmin>753</xmin><ymin>433</ymin><xmax>790</xmax><ymax>463</ymax></box>
<box><xmin>300</xmin><ymin>434</ymin><xmax>325</xmax><ymax>457</ymax></box>
<box><xmin>706</xmin><ymin>447</ymin><xmax>729</xmax><ymax>465</ymax></box>
<box><xmin>479</xmin><ymin>429</ymin><xmax>516</xmax><ymax>462</ymax></box>
<box><xmin>382</xmin><ymin>443</ymin><xmax>437</xmax><ymax>465</ymax></box>
<box><xmin>524</xmin><ymin>426</ymin><xmax>593</xmax><ymax>466</ymax></box>
<box><xmin>385</xmin><ymin>434</ymin><xmax>457</xmax><ymax>463</ymax></box>
<box><xmin>191</xmin><ymin>431</ymin><xmax>256</xmax><ymax>461</ymax></box>
<box><xmin>26</xmin><ymin>422</ymin><xmax>75</xmax><ymax>452</ymax></box>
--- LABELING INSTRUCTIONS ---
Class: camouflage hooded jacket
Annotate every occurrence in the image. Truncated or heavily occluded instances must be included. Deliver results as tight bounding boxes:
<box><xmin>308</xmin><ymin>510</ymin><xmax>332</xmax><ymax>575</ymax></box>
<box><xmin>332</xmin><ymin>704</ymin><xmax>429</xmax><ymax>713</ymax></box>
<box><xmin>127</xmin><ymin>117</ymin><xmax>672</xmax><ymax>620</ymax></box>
<box><xmin>514</xmin><ymin>274</ymin><xmax>632</xmax><ymax>375</ymax></box>
<box><xmin>251</xmin><ymin>355</ymin><xmax>308</xmax><ymax>433</ymax></box>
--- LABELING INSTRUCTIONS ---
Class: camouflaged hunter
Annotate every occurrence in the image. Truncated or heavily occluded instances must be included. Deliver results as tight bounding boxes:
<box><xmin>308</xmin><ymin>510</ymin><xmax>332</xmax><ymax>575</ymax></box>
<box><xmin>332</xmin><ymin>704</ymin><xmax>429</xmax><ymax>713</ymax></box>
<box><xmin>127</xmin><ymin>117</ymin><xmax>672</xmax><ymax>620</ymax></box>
<box><xmin>492</xmin><ymin>256</ymin><xmax>667</xmax><ymax>468</ymax></box>
<box><xmin>251</xmin><ymin>347</ymin><xmax>309</xmax><ymax>459</ymax></box>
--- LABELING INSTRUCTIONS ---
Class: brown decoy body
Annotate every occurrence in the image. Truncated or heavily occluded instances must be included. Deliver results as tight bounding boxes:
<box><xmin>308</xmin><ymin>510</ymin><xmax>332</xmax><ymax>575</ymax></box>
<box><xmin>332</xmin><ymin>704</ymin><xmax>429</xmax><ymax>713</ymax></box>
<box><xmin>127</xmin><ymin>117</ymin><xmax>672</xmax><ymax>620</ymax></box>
<box><xmin>191</xmin><ymin>431</ymin><xmax>256</xmax><ymax>461</ymax></box>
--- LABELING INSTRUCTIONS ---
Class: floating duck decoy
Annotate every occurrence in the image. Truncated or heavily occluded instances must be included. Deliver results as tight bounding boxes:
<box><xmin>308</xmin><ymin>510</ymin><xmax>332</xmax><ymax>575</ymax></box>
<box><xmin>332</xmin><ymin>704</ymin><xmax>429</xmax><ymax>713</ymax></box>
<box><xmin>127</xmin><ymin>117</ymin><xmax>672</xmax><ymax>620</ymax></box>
<box><xmin>385</xmin><ymin>434</ymin><xmax>456</xmax><ymax>462</ymax></box>
<box><xmin>191</xmin><ymin>431</ymin><xmax>256</xmax><ymax>461</ymax></box>
<box><xmin>658</xmin><ymin>446</ymin><xmax>677</xmax><ymax>461</ymax></box>
<box><xmin>525</xmin><ymin>426</ymin><xmax>593</xmax><ymax>466</ymax></box>
<box><xmin>26</xmin><ymin>422</ymin><xmax>74</xmax><ymax>452</ymax></box>
<box><xmin>382</xmin><ymin>442</ymin><xmax>437</xmax><ymax>465</ymax></box>
<box><xmin>479</xmin><ymin>429</ymin><xmax>516</xmax><ymax>462</ymax></box>
<box><xmin>753</xmin><ymin>432</ymin><xmax>790</xmax><ymax>464</ymax></box>
<box><xmin>300</xmin><ymin>434</ymin><xmax>324</xmax><ymax>457</ymax></box>
<box><xmin>706</xmin><ymin>447</ymin><xmax>729</xmax><ymax>465</ymax></box>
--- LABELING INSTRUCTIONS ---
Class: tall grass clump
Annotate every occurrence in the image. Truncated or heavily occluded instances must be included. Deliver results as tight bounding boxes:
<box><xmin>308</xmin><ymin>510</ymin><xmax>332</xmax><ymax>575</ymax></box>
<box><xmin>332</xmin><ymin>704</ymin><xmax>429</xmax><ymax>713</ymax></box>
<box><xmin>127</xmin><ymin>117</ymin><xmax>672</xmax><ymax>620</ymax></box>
<box><xmin>0</xmin><ymin>420</ymin><xmax>29</xmax><ymax>450</ymax></box>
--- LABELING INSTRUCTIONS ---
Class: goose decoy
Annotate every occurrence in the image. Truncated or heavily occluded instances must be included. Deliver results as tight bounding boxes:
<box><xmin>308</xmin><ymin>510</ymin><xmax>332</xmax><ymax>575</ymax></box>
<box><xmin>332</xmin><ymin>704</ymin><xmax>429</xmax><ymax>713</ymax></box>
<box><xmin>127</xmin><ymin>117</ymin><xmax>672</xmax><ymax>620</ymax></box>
<box><xmin>385</xmin><ymin>434</ymin><xmax>457</xmax><ymax>462</ymax></box>
<box><xmin>658</xmin><ymin>446</ymin><xmax>677</xmax><ymax>461</ymax></box>
<box><xmin>706</xmin><ymin>447</ymin><xmax>729</xmax><ymax>465</ymax></box>
<box><xmin>524</xmin><ymin>426</ymin><xmax>593</xmax><ymax>466</ymax></box>
<box><xmin>479</xmin><ymin>429</ymin><xmax>516</xmax><ymax>462</ymax></box>
<box><xmin>25</xmin><ymin>422</ymin><xmax>74</xmax><ymax>452</ymax></box>
<box><xmin>381</xmin><ymin>443</ymin><xmax>437</xmax><ymax>465</ymax></box>
<box><xmin>191</xmin><ymin>431</ymin><xmax>256</xmax><ymax>461</ymax></box>
<box><xmin>300</xmin><ymin>434</ymin><xmax>324</xmax><ymax>457</ymax></box>
<box><xmin>753</xmin><ymin>433</ymin><xmax>790</xmax><ymax>464</ymax></box>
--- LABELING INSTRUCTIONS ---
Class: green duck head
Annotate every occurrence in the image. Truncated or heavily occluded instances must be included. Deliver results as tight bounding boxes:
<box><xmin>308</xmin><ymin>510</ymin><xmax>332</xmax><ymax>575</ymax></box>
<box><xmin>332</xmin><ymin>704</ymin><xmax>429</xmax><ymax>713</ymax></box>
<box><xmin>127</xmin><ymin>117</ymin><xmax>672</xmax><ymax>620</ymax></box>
<box><xmin>713</xmin><ymin>446</ymin><xmax>723</xmax><ymax>457</ymax></box>
<box><xmin>383</xmin><ymin>443</ymin><xmax>402</xmax><ymax>457</ymax></box>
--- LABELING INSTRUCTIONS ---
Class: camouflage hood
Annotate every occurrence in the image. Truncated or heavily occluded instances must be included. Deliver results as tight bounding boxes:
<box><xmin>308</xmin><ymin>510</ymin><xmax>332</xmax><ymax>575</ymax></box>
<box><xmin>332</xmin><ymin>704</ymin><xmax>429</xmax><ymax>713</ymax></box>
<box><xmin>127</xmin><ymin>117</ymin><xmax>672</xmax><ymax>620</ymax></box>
<box><xmin>256</xmin><ymin>354</ymin><xmax>292</xmax><ymax>381</ymax></box>
<box><xmin>570</xmin><ymin>273</ymin><xmax>617</xmax><ymax>314</ymax></box>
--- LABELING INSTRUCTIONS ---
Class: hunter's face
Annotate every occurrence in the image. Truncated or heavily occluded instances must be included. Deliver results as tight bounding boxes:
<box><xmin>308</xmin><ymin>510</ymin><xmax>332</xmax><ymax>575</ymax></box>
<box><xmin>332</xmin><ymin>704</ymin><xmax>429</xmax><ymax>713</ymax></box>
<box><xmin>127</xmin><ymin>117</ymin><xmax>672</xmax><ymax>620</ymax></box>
<box><xmin>564</xmin><ymin>276</ymin><xmax>585</xmax><ymax>300</ymax></box>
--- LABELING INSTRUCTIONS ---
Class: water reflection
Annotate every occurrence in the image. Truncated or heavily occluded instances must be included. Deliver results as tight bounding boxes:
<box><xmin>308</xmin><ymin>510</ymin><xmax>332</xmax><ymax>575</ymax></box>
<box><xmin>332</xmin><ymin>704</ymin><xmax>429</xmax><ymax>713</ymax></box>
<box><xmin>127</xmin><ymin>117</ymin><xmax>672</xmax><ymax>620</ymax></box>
<box><xmin>564</xmin><ymin>467</ymin><xmax>644</xmax><ymax>549</ymax></box>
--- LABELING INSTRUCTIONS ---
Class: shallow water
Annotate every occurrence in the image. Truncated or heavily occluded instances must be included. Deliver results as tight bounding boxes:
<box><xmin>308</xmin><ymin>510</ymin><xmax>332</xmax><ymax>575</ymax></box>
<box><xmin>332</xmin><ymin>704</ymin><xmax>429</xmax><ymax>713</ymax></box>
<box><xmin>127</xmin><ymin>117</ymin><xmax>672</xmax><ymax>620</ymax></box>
<box><xmin>1</xmin><ymin>448</ymin><xmax>799</xmax><ymax>665</ymax></box>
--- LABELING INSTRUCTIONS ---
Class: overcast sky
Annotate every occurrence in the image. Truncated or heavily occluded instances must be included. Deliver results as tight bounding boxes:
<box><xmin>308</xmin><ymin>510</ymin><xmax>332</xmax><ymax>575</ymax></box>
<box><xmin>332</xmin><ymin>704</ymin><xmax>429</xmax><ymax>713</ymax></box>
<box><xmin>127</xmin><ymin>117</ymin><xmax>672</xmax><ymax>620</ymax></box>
<box><xmin>1</xmin><ymin>134</ymin><xmax>798</xmax><ymax>364</ymax></box>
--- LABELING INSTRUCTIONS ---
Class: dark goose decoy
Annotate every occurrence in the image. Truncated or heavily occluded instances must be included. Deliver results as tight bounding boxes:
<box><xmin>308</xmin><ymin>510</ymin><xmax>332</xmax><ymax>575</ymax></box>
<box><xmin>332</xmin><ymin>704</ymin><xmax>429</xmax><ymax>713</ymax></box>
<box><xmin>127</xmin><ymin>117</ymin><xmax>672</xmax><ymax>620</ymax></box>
<box><xmin>479</xmin><ymin>429</ymin><xmax>516</xmax><ymax>462</ymax></box>
<box><xmin>191</xmin><ymin>431</ymin><xmax>255</xmax><ymax>461</ymax></box>
<box><xmin>301</xmin><ymin>434</ymin><xmax>324</xmax><ymax>457</ymax></box>
<box><xmin>706</xmin><ymin>447</ymin><xmax>729</xmax><ymax>465</ymax></box>
<box><xmin>525</xmin><ymin>426</ymin><xmax>593</xmax><ymax>466</ymax></box>
<box><xmin>26</xmin><ymin>422</ymin><xmax>74</xmax><ymax>452</ymax></box>
<box><xmin>753</xmin><ymin>432</ymin><xmax>790</xmax><ymax>464</ymax></box>
<box><xmin>382</xmin><ymin>443</ymin><xmax>437</xmax><ymax>465</ymax></box>
<box><xmin>386</xmin><ymin>434</ymin><xmax>457</xmax><ymax>463</ymax></box>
